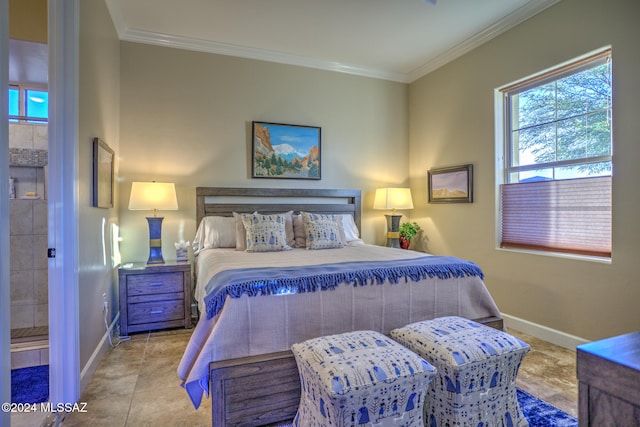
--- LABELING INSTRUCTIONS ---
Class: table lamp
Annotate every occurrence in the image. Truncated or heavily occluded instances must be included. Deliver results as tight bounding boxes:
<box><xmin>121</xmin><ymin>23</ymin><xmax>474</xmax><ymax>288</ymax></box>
<box><xmin>128</xmin><ymin>181</ymin><xmax>178</xmax><ymax>264</ymax></box>
<box><xmin>373</xmin><ymin>187</ymin><xmax>414</xmax><ymax>248</ymax></box>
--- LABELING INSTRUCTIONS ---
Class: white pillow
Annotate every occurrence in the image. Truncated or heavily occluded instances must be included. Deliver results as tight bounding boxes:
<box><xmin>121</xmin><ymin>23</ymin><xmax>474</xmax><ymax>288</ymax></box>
<box><xmin>192</xmin><ymin>216</ymin><xmax>236</xmax><ymax>254</ymax></box>
<box><xmin>233</xmin><ymin>212</ymin><xmax>248</xmax><ymax>251</ymax></box>
<box><xmin>241</xmin><ymin>213</ymin><xmax>292</xmax><ymax>252</ymax></box>
<box><xmin>341</xmin><ymin>214</ymin><xmax>364</xmax><ymax>244</ymax></box>
<box><xmin>301</xmin><ymin>212</ymin><xmax>345</xmax><ymax>250</ymax></box>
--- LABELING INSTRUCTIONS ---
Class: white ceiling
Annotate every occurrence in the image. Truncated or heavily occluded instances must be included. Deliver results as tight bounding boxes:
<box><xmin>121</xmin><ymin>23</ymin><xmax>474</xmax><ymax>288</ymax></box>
<box><xmin>105</xmin><ymin>0</ymin><xmax>560</xmax><ymax>83</ymax></box>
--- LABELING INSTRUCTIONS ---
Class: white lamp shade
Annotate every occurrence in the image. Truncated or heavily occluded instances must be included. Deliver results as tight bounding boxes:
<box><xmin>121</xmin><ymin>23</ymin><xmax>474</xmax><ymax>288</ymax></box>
<box><xmin>128</xmin><ymin>182</ymin><xmax>178</xmax><ymax>211</ymax></box>
<box><xmin>373</xmin><ymin>187</ymin><xmax>414</xmax><ymax>210</ymax></box>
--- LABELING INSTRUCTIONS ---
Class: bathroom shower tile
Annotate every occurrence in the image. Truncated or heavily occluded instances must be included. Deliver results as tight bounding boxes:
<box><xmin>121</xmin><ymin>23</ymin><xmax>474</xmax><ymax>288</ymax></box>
<box><xmin>35</xmin><ymin>167</ymin><xmax>46</xmax><ymax>198</ymax></box>
<box><xmin>35</xmin><ymin>303</ymin><xmax>48</xmax><ymax>327</ymax></box>
<box><xmin>33</xmin><ymin>124</ymin><xmax>48</xmax><ymax>149</ymax></box>
<box><xmin>10</xmin><ymin>235</ymin><xmax>34</xmax><ymax>271</ymax></box>
<box><xmin>34</xmin><ymin>199</ymin><xmax>48</xmax><ymax>235</ymax></box>
<box><xmin>40</xmin><ymin>348</ymin><xmax>49</xmax><ymax>365</ymax></box>
<box><xmin>11</xmin><ymin>349</ymin><xmax>41</xmax><ymax>369</ymax></box>
<box><xmin>10</xmin><ymin>270</ymin><xmax>34</xmax><ymax>305</ymax></box>
<box><xmin>9</xmin><ymin>199</ymin><xmax>33</xmax><ymax>235</ymax></box>
<box><xmin>9</xmin><ymin>123</ymin><xmax>34</xmax><ymax>149</ymax></box>
<box><xmin>34</xmin><ymin>269</ymin><xmax>48</xmax><ymax>304</ymax></box>
<box><xmin>34</xmin><ymin>234</ymin><xmax>49</xmax><ymax>270</ymax></box>
<box><xmin>11</xmin><ymin>305</ymin><xmax>34</xmax><ymax>329</ymax></box>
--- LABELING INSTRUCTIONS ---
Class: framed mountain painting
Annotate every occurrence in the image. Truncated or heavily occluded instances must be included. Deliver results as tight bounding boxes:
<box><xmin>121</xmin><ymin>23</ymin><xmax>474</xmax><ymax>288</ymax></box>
<box><xmin>251</xmin><ymin>121</ymin><xmax>321</xmax><ymax>180</ymax></box>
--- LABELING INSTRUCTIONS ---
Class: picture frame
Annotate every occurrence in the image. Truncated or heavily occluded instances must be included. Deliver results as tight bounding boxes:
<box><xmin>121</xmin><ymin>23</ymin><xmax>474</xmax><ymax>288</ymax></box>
<box><xmin>428</xmin><ymin>164</ymin><xmax>473</xmax><ymax>203</ymax></box>
<box><xmin>92</xmin><ymin>137</ymin><xmax>115</xmax><ymax>208</ymax></box>
<box><xmin>251</xmin><ymin>121</ymin><xmax>321</xmax><ymax>180</ymax></box>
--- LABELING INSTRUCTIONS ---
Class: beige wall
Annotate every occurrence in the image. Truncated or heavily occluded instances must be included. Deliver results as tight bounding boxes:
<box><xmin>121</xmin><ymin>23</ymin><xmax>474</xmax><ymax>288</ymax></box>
<box><xmin>9</xmin><ymin>0</ymin><xmax>47</xmax><ymax>43</ymax></box>
<box><xmin>409</xmin><ymin>0</ymin><xmax>640</xmax><ymax>341</ymax></box>
<box><xmin>78</xmin><ymin>0</ymin><xmax>120</xmax><ymax>373</ymax></box>
<box><xmin>117</xmin><ymin>43</ymin><xmax>409</xmax><ymax>263</ymax></box>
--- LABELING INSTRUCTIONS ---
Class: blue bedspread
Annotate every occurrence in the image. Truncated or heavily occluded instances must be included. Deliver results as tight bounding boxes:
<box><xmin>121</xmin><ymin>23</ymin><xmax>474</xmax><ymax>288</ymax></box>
<box><xmin>204</xmin><ymin>256</ymin><xmax>484</xmax><ymax>320</ymax></box>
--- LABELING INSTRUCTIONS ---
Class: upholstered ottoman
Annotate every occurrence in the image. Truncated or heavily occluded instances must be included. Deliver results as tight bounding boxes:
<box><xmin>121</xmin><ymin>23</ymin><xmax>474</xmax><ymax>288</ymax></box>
<box><xmin>291</xmin><ymin>330</ymin><xmax>437</xmax><ymax>426</ymax></box>
<box><xmin>390</xmin><ymin>316</ymin><xmax>530</xmax><ymax>427</ymax></box>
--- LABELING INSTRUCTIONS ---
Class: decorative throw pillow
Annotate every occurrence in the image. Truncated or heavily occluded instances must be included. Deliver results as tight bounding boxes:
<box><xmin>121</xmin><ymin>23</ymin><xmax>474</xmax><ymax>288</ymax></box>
<box><xmin>241</xmin><ymin>213</ymin><xmax>292</xmax><ymax>252</ymax></box>
<box><xmin>301</xmin><ymin>212</ymin><xmax>345</xmax><ymax>250</ymax></box>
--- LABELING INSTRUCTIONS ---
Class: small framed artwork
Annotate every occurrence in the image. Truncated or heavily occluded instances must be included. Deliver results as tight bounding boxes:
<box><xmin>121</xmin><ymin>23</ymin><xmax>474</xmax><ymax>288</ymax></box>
<box><xmin>428</xmin><ymin>164</ymin><xmax>473</xmax><ymax>203</ymax></box>
<box><xmin>251</xmin><ymin>121</ymin><xmax>321</xmax><ymax>180</ymax></box>
<box><xmin>92</xmin><ymin>137</ymin><xmax>115</xmax><ymax>208</ymax></box>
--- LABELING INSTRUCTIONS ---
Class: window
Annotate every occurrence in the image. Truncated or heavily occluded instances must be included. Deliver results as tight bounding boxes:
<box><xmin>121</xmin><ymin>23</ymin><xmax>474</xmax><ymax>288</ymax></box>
<box><xmin>8</xmin><ymin>84</ymin><xmax>48</xmax><ymax>123</ymax></box>
<box><xmin>499</xmin><ymin>49</ymin><xmax>612</xmax><ymax>258</ymax></box>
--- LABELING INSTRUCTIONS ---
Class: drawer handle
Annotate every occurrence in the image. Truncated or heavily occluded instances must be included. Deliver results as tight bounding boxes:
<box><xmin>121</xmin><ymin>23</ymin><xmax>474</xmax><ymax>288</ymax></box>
<box><xmin>150</xmin><ymin>310</ymin><xmax>164</xmax><ymax>315</ymax></box>
<box><xmin>150</xmin><ymin>282</ymin><xmax>164</xmax><ymax>287</ymax></box>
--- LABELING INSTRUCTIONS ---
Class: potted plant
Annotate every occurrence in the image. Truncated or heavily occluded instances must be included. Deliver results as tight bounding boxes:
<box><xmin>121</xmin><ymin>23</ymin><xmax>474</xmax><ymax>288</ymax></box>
<box><xmin>399</xmin><ymin>221</ymin><xmax>421</xmax><ymax>249</ymax></box>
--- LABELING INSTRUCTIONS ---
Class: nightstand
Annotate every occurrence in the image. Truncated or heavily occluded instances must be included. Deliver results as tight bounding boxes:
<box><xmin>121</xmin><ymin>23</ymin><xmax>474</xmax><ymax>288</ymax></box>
<box><xmin>118</xmin><ymin>261</ymin><xmax>192</xmax><ymax>335</ymax></box>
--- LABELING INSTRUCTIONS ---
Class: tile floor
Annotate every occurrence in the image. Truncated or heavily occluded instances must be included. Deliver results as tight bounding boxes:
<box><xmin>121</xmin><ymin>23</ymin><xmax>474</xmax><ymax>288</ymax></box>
<box><xmin>11</xmin><ymin>327</ymin><xmax>578</xmax><ymax>427</ymax></box>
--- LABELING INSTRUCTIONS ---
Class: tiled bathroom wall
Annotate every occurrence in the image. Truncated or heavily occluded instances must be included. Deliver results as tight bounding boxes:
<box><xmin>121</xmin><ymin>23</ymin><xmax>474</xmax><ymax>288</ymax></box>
<box><xmin>9</xmin><ymin>122</ymin><xmax>48</xmax><ymax>199</ymax></box>
<box><xmin>9</xmin><ymin>122</ymin><xmax>48</xmax><ymax>333</ymax></box>
<box><xmin>10</xmin><ymin>198</ymin><xmax>48</xmax><ymax>331</ymax></box>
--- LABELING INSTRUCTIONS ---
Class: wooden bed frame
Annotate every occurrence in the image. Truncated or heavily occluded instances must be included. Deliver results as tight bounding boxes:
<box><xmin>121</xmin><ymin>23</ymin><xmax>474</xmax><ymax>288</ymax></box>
<box><xmin>195</xmin><ymin>187</ymin><xmax>502</xmax><ymax>427</ymax></box>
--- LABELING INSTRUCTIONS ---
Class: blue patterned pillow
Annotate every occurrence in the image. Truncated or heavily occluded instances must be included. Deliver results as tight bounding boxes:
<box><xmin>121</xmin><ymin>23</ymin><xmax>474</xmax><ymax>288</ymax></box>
<box><xmin>241</xmin><ymin>213</ymin><xmax>292</xmax><ymax>252</ymax></box>
<box><xmin>301</xmin><ymin>212</ymin><xmax>345</xmax><ymax>250</ymax></box>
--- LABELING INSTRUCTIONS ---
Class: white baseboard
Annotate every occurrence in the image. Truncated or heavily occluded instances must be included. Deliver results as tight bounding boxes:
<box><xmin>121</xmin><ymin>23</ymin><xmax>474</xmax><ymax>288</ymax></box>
<box><xmin>79</xmin><ymin>312</ymin><xmax>120</xmax><ymax>392</ymax></box>
<box><xmin>502</xmin><ymin>313</ymin><xmax>589</xmax><ymax>350</ymax></box>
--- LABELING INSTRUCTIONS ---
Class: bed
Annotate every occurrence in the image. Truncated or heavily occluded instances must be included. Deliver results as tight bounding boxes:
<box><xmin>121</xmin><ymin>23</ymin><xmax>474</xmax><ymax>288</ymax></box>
<box><xmin>177</xmin><ymin>187</ymin><xmax>503</xmax><ymax>427</ymax></box>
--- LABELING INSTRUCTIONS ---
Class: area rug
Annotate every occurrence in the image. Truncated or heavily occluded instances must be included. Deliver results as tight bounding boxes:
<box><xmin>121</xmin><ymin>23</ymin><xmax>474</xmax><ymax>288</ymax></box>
<box><xmin>517</xmin><ymin>388</ymin><xmax>578</xmax><ymax>427</ymax></box>
<box><xmin>269</xmin><ymin>388</ymin><xmax>577</xmax><ymax>427</ymax></box>
<box><xmin>11</xmin><ymin>365</ymin><xmax>49</xmax><ymax>404</ymax></box>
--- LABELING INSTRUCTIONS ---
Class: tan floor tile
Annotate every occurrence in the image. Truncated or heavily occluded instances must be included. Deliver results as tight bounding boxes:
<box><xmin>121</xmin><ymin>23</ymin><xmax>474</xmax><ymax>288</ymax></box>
<box><xmin>62</xmin><ymin>394</ymin><xmax>131</xmax><ymax>427</ymax></box>
<box><xmin>11</xmin><ymin>409</ymin><xmax>48</xmax><ymax>427</ymax></box>
<box><xmin>126</xmin><ymin>385</ymin><xmax>210</xmax><ymax>427</ymax></box>
<box><xmin>134</xmin><ymin>355</ymin><xmax>181</xmax><ymax>393</ymax></box>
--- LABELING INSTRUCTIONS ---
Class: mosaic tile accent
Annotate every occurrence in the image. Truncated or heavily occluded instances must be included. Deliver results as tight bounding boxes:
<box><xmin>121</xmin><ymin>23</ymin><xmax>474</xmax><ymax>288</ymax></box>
<box><xmin>9</xmin><ymin>148</ymin><xmax>48</xmax><ymax>167</ymax></box>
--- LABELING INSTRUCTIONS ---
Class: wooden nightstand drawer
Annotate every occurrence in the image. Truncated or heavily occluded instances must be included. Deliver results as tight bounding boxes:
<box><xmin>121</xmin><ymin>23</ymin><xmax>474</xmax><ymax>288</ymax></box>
<box><xmin>127</xmin><ymin>272</ymin><xmax>184</xmax><ymax>296</ymax></box>
<box><xmin>128</xmin><ymin>299</ymin><xmax>185</xmax><ymax>325</ymax></box>
<box><xmin>119</xmin><ymin>262</ymin><xmax>192</xmax><ymax>335</ymax></box>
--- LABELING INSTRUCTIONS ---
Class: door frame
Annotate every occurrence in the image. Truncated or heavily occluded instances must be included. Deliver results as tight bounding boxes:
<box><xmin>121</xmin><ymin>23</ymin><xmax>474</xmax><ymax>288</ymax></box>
<box><xmin>0</xmin><ymin>2</ymin><xmax>81</xmax><ymax>421</ymax></box>
<box><xmin>1</xmin><ymin>0</ymin><xmax>11</xmax><ymax>424</ymax></box>
<box><xmin>47</xmin><ymin>0</ymin><xmax>81</xmax><ymax>405</ymax></box>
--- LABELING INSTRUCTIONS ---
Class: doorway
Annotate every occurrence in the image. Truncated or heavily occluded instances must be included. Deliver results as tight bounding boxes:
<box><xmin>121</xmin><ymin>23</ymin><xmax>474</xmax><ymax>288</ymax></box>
<box><xmin>8</xmin><ymin>38</ymin><xmax>50</xmax><ymax>371</ymax></box>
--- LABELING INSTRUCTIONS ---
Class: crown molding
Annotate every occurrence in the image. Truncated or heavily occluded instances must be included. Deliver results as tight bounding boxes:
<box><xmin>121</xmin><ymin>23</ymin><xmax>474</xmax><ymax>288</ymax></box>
<box><xmin>407</xmin><ymin>0</ymin><xmax>562</xmax><ymax>82</ymax></box>
<box><xmin>106</xmin><ymin>0</ymin><xmax>562</xmax><ymax>84</ymax></box>
<box><xmin>119</xmin><ymin>28</ymin><xmax>411</xmax><ymax>83</ymax></box>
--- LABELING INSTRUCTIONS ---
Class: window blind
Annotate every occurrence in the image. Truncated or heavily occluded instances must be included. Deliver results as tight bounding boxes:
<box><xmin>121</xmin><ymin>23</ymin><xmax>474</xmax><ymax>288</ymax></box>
<box><xmin>500</xmin><ymin>176</ymin><xmax>611</xmax><ymax>257</ymax></box>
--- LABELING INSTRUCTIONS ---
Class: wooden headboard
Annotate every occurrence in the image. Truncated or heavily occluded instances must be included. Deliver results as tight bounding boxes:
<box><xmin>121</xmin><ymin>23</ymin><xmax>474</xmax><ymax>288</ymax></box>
<box><xmin>196</xmin><ymin>187</ymin><xmax>362</xmax><ymax>230</ymax></box>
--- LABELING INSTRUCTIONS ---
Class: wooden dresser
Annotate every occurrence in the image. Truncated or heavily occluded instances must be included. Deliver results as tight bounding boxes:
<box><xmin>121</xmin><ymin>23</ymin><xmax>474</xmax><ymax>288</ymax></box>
<box><xmin>118</xmin><ymin>262</ymin><xmax>192</xmax><ymax>335</ymax></box>
<box><xmin>576</xmin><ymin>331</ymin><xmax>640</xmax><ymax>426</ymax></box>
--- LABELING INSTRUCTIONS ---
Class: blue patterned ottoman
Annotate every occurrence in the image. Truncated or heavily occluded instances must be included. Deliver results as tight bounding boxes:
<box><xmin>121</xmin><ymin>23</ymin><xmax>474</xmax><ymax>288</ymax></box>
<box><xmin>390</xmin><ymin>316</ymin><xmax>530</xmax><ymax>427</ymax></box>
<box><xmin>291</xmin><ymin>330</ymin><xmax>437</xmax><ymax>426</ymax></box>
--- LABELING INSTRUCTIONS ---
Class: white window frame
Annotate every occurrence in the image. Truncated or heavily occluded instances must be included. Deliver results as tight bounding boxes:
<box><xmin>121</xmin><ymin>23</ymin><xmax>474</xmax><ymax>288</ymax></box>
<box><xmin>495</xmin><ymin>48</ymin><xmax>612</xmax><ymax>260</ymax></box>
<box><xmin>8</xmin><ymin>82</ymin><xmax>48</xmax><ymax>123</ymax></box>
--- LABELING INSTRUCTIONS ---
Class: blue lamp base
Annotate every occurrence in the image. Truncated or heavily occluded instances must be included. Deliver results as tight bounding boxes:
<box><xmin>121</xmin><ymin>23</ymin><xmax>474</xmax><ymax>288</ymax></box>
<box><xmin>146</xmin><ymin>216</ymin><xmax>165</xmax><ymax>264</ymax></box>
<box><xmin>385</xmin><ymin>214</ymin><xmax>402</xmax><ymax>248</ymax></box>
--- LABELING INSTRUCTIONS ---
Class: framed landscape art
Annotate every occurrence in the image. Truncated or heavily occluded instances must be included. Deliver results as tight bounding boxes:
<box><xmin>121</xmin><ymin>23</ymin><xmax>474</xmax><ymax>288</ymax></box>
<box><xmin>428</xmin><ymin>164</ymin><xmax>473</xmax><ymax>203</ymax></box>
<box><xmin>92</xmin><ymin>137</ymin><xmax>115</xmax><ymax>208</ymax></box>
<box><xmin>251</xmin><ymin>121</ymin><xmax>321</xmax><ymax>180</ymax></box>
